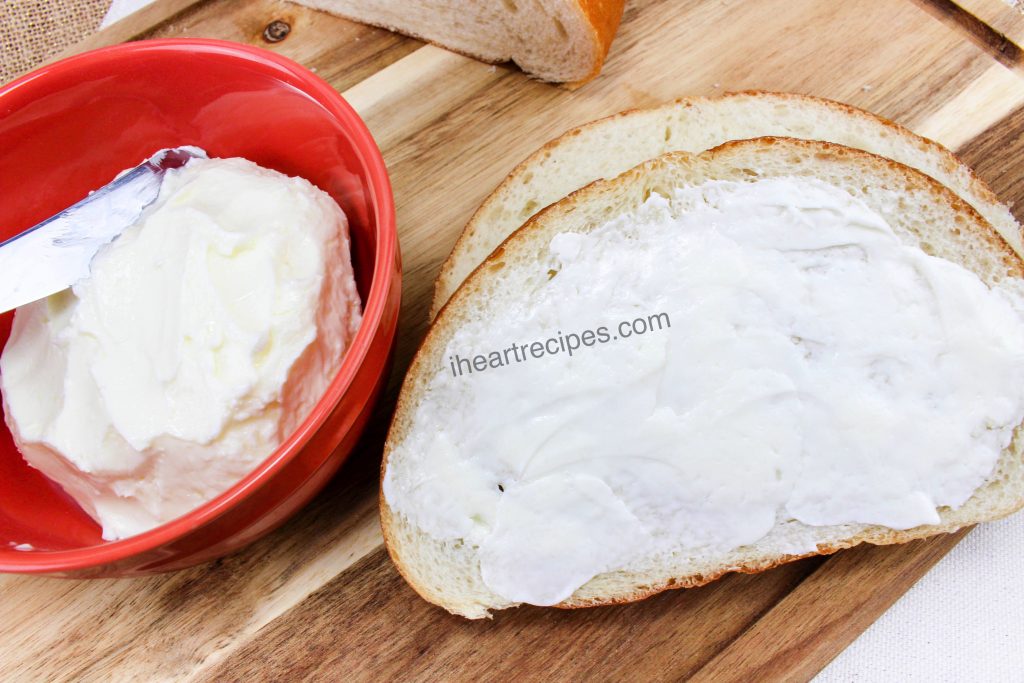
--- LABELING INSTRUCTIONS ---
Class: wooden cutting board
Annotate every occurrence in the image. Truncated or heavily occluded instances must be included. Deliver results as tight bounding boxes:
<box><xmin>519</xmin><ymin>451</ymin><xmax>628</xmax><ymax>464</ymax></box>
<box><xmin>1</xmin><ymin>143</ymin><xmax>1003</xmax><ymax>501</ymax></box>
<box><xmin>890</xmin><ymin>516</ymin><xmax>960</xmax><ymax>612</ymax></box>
<box><xmin>3</xmin><ymin>0</ymin><xmax>1024</xmax><ymax>680</ymax></box>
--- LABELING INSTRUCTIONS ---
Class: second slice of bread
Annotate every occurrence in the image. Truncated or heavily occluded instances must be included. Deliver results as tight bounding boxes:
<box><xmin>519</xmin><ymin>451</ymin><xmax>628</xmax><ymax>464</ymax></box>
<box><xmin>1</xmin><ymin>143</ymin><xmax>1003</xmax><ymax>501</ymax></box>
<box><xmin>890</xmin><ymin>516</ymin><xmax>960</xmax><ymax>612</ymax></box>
<box><xmin>432</xmin><ymin>92</ymin><xmax>1020</xmax><ymax>318</ymax></box>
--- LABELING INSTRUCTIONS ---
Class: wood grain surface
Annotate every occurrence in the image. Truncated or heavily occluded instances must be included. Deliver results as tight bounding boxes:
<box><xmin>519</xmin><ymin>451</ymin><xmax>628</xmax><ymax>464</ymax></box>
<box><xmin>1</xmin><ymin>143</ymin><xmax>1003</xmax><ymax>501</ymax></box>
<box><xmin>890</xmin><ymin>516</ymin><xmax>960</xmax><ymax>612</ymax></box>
<box><xmin>4</xmin><ymin>0</ymin><xmax>1024</xmax><ymax>681</ymax></box>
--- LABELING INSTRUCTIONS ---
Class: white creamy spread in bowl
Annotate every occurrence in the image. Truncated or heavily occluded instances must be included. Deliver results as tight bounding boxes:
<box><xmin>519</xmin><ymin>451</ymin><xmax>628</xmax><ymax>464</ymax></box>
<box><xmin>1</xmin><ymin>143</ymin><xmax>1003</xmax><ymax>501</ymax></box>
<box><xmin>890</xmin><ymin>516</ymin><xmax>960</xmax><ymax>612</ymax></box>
<box><xmin>384</xmin><ymin>176</ymin><xmax>1024</xmax><ymax>606</ymax></box>
<box><xmin>0</xmin><ymin>157</ymin><xmax>362</xmax><ymax>540</ymax></box>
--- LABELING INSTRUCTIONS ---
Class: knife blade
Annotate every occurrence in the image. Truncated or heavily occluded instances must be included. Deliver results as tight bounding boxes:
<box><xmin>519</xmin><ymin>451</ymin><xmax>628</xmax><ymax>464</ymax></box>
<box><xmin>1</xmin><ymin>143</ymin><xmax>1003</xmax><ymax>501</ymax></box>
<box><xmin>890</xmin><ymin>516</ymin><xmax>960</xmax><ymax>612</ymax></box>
<box><xmin>0</xmin><ymin>146</ymin><xmax>207</xmax><ymax>315</ymax></box>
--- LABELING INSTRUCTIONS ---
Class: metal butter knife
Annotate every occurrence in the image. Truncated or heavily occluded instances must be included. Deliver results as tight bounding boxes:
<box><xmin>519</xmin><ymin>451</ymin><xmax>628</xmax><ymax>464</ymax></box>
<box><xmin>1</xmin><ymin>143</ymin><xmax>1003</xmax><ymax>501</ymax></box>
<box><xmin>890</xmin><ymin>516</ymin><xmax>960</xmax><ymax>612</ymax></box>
<box><xmin>0</xmin><ymin>146</ymin><xmax>207</xmax><ymax>314</ymax></box>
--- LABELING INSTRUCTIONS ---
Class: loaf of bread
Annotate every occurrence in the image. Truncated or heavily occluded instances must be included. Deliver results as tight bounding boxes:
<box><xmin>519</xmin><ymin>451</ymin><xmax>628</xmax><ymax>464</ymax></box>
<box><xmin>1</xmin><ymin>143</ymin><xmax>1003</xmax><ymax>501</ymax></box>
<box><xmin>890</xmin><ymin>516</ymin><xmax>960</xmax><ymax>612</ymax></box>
<box><xmin>432</xmin><ymin>92</ymin><xmax>1021</xmax><ymax>318</ymax></box>
<box><xmin>293</xmin><ymin>0</ymin><xmax>625</xmax><ymax>86</ymax></box>
<box><xmin>383</xmin><ymin>137</ymin><xmax>1024</xmax><ymax>618</ymax></box>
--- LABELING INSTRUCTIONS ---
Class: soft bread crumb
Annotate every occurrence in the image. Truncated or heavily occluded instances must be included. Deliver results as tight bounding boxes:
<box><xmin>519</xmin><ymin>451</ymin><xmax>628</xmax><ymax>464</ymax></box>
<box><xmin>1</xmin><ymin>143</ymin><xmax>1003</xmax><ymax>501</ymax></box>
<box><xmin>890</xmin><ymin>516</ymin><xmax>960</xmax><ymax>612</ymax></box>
<box><xmin>291</xmin><ymin>0</ymin><xmax>624</xmax><ymax>85</ymax></box>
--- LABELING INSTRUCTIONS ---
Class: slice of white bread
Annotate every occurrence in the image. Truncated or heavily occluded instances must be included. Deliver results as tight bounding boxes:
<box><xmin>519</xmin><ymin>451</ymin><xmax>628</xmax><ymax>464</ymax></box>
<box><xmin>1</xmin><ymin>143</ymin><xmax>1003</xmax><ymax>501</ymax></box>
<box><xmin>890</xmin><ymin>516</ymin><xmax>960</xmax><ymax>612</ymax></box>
<box><xmin>291</xmin><ymin>0</ymin><xmax>624</xmax><ymax>86</ymax></box>
<box><xmin>382</xmin><ymin>137</ymin><xmax>1024</xmax><ymax>619</ymax></box>
<box><xmin>431</xmin><ymin>92</ymin><xmax>1021</xmax><ymax>319</ymax></box>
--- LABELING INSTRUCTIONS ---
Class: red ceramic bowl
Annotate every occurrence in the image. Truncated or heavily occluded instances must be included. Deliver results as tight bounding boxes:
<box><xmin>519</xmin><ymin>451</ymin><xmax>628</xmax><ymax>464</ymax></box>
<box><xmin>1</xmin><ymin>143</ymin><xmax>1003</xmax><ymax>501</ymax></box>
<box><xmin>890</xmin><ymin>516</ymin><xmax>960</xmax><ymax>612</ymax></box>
<box><xmin>0</xmin><ymin>39</ymin><xmax>401</xmax><ymax>576</ymax></box>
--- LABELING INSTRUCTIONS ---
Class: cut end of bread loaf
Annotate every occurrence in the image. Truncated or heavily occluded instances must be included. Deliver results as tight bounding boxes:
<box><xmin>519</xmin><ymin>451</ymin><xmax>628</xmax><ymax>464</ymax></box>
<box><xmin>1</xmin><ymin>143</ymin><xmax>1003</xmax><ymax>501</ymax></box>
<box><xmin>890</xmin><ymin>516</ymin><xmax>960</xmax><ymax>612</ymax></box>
<box><xmin>383</xmin><ymin>137</ymin><xmax>1024</xmax><ymax>619</ymax></box>
<box><xmin>430</xmin><ymin>91</ymin><xmax>1021</xmax><ymax>320</ymax></box>
<box><xmin>293</xmin><ymin>0</ymin><xmax>624</xmax><ymax>85</ymax></box>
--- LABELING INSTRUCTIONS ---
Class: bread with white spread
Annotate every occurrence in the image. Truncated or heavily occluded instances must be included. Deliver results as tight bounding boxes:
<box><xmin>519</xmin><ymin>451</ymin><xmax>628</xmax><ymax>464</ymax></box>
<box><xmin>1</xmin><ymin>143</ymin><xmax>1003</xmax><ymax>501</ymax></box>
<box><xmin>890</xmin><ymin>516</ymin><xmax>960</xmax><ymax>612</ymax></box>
<box><xmin>292</xmin><ymin>0</ymin><xmax>624</xmax><ymax>87</ymax></box>
<box><xmin>432</xmin><ymin>92</ymin><xmax>1021</xmax><ymax>318</ymax></box>
<box><xmin>382</xmin><ymin>137</ymin><xmax>1024</xmax><ymax>619</ymax></box>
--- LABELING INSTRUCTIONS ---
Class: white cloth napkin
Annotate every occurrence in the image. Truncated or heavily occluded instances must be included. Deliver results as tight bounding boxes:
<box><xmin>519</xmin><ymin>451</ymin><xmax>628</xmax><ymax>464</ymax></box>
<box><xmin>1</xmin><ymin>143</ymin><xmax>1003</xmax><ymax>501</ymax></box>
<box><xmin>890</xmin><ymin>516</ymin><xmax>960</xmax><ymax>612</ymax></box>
<box><xmin>100</xmin><ymin>0</ymin><xmax>155</xmax><ymax>28</ymax></box>
<box><xmin>816</xmin><ymin>512</ymin><xmax>1024</xmax><ymax>681</ymax></box>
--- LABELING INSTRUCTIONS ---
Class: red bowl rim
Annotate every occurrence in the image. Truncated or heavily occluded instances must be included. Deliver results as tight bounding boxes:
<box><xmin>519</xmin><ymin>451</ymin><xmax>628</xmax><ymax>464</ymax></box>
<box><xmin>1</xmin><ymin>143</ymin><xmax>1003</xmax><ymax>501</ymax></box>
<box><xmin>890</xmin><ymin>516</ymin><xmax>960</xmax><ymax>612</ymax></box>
<box><xmin>0</xmin><ymin>38</ymin><xmax>397</xmax><ymax>571</ymax></box>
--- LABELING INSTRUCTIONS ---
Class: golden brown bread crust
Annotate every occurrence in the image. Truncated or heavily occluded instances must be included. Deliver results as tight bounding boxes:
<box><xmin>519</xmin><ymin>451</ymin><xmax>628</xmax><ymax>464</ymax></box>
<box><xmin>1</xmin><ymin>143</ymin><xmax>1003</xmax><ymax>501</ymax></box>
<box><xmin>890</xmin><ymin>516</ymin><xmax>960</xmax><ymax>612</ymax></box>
<box><xmin>384</xmin><ymin>137</ymin><xmax>1024</xmax><ymax>617</ymax></box>
<box><xmin>562</xmin><ymin>0</ymin><xmax>625</xmax><ymax>88</ymax></box>
<box><xmin>431</xmin><ymin>90</ymin><xmax>1017</xmax><ymax>320</ymax></box>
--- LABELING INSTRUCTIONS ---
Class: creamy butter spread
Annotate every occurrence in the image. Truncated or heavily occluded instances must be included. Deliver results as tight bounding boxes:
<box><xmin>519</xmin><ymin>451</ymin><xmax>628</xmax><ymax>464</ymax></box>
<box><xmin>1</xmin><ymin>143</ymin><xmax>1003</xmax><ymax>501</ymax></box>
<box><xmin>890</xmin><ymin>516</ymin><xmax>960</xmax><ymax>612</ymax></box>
<box><xmin>0</xmin><ymin>157</ymin><xmax>362</xmax><ymax>540</ymax></box>
<box><xmin>384</xmin><ymin>177</ymin><xmax>1024</xmax><ymax>606</ymax></box>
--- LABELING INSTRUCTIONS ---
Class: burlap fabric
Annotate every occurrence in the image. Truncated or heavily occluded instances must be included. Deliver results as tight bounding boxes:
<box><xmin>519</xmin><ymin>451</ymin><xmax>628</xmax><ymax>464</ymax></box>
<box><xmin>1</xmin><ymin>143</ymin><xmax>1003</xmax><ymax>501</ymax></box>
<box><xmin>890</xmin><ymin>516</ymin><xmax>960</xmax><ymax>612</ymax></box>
<box><xmin>1</xmin><ymin>0</ymin><xmax>108</xmax><ymax>85</ymax></box>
